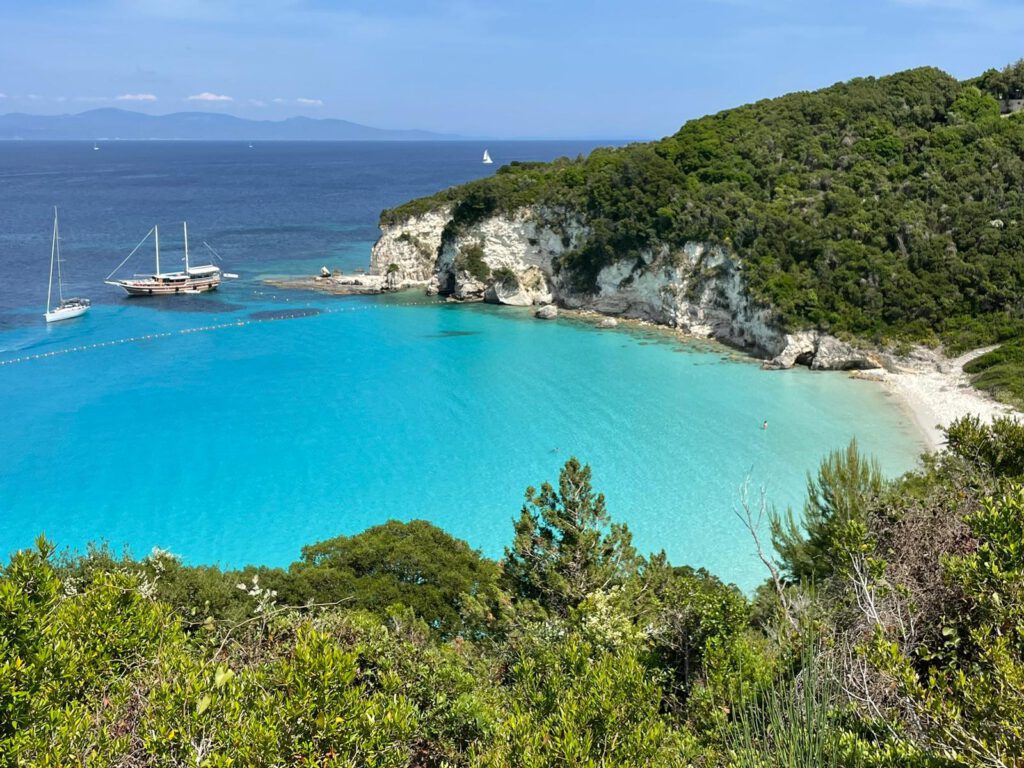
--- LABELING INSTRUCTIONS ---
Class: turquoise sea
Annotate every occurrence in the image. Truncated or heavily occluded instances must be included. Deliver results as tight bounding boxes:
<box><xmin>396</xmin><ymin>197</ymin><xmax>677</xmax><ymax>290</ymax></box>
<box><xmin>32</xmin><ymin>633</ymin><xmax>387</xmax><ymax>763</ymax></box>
<box><xmin>0</xmin><ymin>141</ymin><xmax>925</xmax><ymax>590</ymax></box>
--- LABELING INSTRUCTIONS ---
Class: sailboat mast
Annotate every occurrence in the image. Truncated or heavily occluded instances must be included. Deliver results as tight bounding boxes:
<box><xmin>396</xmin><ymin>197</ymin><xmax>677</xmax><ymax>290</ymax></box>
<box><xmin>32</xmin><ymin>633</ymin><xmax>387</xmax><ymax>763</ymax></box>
<box><xmin>183</xmin><ymin>221</ymin><xmax>189</xmax><ymax>273</ymax></box>
<box><xmin>154</xmin><ymin>225</ymin><xmax>160</xmax><ymax>274</ymax></box>
<box><xmin>46</xmin><ymin>207</ymin><xmax>57</xmax><ymax>313</ymax></box>
<box><xmin>54</xmin><ymin>208</ymin><xmax>64</xmax><ymax>303</ymax></box>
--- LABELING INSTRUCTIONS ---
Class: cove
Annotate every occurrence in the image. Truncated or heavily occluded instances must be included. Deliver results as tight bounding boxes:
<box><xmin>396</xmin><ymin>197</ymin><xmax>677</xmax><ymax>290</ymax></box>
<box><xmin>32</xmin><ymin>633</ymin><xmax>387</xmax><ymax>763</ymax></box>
<box><xmin>0</xmin><ymin>289</ymin><xmax>924</xmax><ymax>591</ymax></box>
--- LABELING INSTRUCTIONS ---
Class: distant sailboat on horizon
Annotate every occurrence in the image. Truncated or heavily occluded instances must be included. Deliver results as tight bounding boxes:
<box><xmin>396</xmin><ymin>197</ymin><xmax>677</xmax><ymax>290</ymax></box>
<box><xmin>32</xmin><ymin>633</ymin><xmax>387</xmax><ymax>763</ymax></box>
<box><xmin>93</xmin><ymin>142</ymin><xmax>99</xmax><ymax>151</ymax></box>
<box><xmin>44</xmin><ymin>207</ymin><xmax>91</xmax><ymax>323</ymax></box>
<box><xmin>482</xmin><ymin>149</ymin><xmax>493</xmax><ymax>164</ymax></box>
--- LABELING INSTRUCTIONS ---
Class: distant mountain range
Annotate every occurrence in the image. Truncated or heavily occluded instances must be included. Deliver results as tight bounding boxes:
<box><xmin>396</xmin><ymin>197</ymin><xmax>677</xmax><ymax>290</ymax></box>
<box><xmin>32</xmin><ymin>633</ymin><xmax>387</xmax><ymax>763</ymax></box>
<box><xmin>0</xmin><ymin>108</ymin><xmax>458</xmax><ymax>141</ymax></box>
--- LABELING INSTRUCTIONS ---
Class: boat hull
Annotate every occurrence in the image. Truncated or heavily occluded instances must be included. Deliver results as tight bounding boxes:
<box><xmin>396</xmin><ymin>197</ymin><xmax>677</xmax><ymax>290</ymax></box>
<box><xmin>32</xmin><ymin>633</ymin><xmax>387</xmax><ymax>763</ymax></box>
<box><xmin>45</xmin><ymin>304</ymin><xmax>89</xmax><ymax>323</ymax></box>
<box><xmin>111</xmin><ymin>276</ymin><xmax>221</xmax><ymax>296</ymax></box>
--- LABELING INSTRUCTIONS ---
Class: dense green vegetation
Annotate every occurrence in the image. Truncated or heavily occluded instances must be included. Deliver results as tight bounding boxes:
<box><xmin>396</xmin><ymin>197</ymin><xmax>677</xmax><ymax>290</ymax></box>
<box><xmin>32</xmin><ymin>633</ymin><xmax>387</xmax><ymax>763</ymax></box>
<box><xmin>4</xmin><ymin>422</ymin><xmax>1024</xmax><ymax>765</ymax></box>
<box><xmin>963</xmin><ymin>337</ymin><xmax>1024</xmax><ymax>408</ymax></box>
<box><xmin>384</xmin><ymin>60</ymin><xmax>1024</xmax><ymax>351</ymax></box>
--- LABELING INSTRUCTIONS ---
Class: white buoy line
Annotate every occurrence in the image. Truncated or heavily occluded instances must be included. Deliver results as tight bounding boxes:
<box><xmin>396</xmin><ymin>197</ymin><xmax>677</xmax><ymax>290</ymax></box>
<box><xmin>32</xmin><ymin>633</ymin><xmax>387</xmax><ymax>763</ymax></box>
<box><xmin>0</xmin><ymin>300</ymin><xmax>438</xmax><ymax>369</ymax></box>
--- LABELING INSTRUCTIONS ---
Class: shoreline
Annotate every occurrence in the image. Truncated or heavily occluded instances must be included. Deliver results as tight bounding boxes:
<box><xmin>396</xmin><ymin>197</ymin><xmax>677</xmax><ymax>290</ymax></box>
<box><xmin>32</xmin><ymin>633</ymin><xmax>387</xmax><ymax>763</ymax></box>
<box><xmin>267</xmin><ymin>276</ymin><xmax>1018</xmax><ymax>453</ymax></box>
<box><xmin>543</xmin><ymin>308</ymin><xmax>1018</xmax><ymax>453</ymax></box>
<box><xmin>854</xmin><ymin>347</ymin><xmax>1016</xmax><ymax>453</ymax></box>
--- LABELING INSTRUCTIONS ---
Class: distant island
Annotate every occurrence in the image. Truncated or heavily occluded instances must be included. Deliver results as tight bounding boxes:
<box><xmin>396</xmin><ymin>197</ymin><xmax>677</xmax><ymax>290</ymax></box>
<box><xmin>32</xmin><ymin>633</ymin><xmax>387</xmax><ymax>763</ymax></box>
<box><xmin>0</xmin><ymin>107</ymin><xmax>459</xmax><ymax>141</ymax></box>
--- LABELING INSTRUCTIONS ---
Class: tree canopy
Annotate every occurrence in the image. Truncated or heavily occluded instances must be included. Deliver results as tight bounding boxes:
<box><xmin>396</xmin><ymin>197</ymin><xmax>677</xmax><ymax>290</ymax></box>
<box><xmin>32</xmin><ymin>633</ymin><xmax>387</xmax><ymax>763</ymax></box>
<box><xmin>385</xmin><ymin>64</ymin><xmax>1024</xmax><ymax>350</ymax></box>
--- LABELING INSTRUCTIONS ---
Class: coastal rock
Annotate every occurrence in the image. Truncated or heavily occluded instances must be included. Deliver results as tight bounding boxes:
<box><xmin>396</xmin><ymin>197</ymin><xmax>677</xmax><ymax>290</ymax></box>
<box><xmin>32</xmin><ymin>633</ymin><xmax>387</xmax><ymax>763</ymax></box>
<box><xmin>769</xmin><ymin>331</ymin><xmax>882</xmax><ymax>370</ymax></box>
<box><xmin>483</xmin><ymin>267</ymin><xmax>553</xmax><ymax>306</ymax></box>
<box><xmin>810</xmin><ymin>336</ymin><xmax>881</xmax><ymax>371</ymax></box>
<box><xmin>535</xmin><ymin>304</ymin><xmax>558</xmax><ymax>320</ymax></box>
<box><xmin>877</xmin><ymin>345</ymin><xmax>944</xmax><ymax>374</ymax></box>
<box><xmin>770</xmin><ymin>331</ymin><xmax>819</xmax><ymax>368</ymax></box>
<box><xmin>598</xmin><ymin>318</ymin><xmax>619</xmax><ymax>328</ymax></box>
<box><xmin>372</xmin><ymin>208</ymin><xmax>789</xmax><ymax>353</ymax></box>
<box><xmin>369</xmin><ymin>207</ymin><xmax>451</xmax><ymax>284</ymax></box>
<box><xmin>451</xmin><ymin>272</ymin><xmax>488</xmax><ymax>301</ymax></box>
<box><xmin>368</xmin><ymin>207</ymin><xmax>886</xmax><ymax>367</ymax></box>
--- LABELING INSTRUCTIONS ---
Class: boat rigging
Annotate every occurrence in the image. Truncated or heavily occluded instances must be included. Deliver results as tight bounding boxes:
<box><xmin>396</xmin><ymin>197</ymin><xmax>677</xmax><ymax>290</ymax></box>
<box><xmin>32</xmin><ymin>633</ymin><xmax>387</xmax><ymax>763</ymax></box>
<box><xmin>105</xmin><ymin>222</ymin><xmax>223</xmax><ymax>296</ymax></box>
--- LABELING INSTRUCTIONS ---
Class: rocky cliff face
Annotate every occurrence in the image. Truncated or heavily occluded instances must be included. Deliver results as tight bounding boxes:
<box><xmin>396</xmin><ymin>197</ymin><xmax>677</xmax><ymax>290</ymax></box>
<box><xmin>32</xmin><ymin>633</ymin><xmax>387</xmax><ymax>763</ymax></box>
<box><xmin>370</xmin><ymin>207</ymin><xmax>879</xmax><ymax>370</ymax></box>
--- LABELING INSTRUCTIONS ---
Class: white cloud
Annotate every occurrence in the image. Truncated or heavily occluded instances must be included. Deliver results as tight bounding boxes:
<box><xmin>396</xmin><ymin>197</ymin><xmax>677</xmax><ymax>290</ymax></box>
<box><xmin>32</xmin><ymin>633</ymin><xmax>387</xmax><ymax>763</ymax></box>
<box><xmin>296</xmin><ymin>97</ymin><xmax>324</xmax><ymax>106</ymax></box>
<box><xmin>271</xmin><ymin>97</ymin><xmax>287</xmax><ymax>104</ymax></box>
<box><xmin>187</xmin><ymin>92</ymin><xmax>233</xmax><ymax>102</ymax></box>
<box><xmin>74</xmin><ymin>96</ymin><xmax>108</xmax><ymax>103</ymax></box>
<box><xmin>117</xmin><ymin>93</ymin><xmax>158</xmax><ymax>102</ymax></box>
<box><xmin>0</xmin><ymin>93</ymin><xmax>6</xmax><ymax>99</ymax></box>
<box><xmin>26</xmin><ymin>94</ymin><xmax>42</xmax><ymax>101</ymax></box>
<box><xmin>249</xmin><ymin>99</ymin><xmax>267</xmax><ymax>107</ymax></box>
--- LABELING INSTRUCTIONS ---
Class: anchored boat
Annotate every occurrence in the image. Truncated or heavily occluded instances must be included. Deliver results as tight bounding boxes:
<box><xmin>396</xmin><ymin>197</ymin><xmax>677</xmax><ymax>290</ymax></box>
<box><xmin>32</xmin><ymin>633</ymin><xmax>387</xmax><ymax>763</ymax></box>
<box><xmin>44</xmin><ymin>207</ymin><xmax>91</xmax><ymax>323</ymax></box>
<box><xmin>106</xmin><ymin>222</ymin><xmax>221</xmax><ymax>296</ymax></box>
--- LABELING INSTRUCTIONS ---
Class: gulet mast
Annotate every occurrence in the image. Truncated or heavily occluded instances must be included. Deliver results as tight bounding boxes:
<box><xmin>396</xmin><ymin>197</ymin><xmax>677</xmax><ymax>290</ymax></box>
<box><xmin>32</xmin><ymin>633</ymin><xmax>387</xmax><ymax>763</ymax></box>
<box><xmin>154</xmin><ymin>224</ymin><xmax>160</xmax><ymax>275</ymax></box>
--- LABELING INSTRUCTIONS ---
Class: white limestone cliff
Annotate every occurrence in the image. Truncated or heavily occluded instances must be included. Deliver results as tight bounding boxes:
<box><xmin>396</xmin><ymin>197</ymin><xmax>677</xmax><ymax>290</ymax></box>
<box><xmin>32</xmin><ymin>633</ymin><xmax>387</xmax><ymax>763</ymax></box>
<box><xmin>369</xmin><ymin>207</ymin><xmax>880</xmax><ymax>370</ymax></box>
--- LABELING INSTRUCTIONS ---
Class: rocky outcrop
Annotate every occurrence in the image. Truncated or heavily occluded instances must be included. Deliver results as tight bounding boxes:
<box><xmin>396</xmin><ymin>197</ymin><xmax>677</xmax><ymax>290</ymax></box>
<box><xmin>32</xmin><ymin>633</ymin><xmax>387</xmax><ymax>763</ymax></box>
<box><xmin>768</xmin><ymin>331</ymin><xmax>882</xmax><ymax>371</ymax></box>
<box><xmin>369</xmin><ymin>207</ymin><xmax>883</xmax><ymax>371</ymax></box>
<box><xmin>483</xmin><ymin>267</ymin><xmax>553</xmax><ymax>307</ymax></box>
<box><xmin>370</xmin><ymin>207</ymin><xmax>451</xmax><ymax>284</ymax></box>
<box><xmin>535</xmin><ymin>304</ymin><xmax>558</xmax><ymax>320</ymax></box>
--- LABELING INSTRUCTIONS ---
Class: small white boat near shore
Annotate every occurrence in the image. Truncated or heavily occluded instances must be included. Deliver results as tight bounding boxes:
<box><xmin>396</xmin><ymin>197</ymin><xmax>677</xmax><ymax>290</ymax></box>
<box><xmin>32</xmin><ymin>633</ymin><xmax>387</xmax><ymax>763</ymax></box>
<box><xmin>44</xmin><ymin>207</ymin><xmax>91</xmax><ymax>323</ymax></box>
<box><xmin>482</xmin><ymin>149</ymin><xmax>493</xmax><ymax>164</ymax></box>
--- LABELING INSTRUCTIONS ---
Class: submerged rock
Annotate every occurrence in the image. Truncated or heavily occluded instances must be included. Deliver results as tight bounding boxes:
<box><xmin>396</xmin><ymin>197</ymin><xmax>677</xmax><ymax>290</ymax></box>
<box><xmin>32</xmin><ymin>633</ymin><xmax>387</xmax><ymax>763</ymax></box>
<box><xmin>598</xmin><ymin>317</ymin><xmax>619</xmax><ymax>329</ymax></box>
<box><xmin>535</xmin><ymin>304</ymin><xmax>558</xmax><ymax>320</ymax></box>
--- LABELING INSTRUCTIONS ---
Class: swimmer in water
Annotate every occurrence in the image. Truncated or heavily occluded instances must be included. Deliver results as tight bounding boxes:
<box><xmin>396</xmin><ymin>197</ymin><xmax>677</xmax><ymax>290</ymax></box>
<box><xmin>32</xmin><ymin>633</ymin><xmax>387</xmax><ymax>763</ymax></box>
<box><xmin>762</xmin><ymin>420</ymin><xmax>768</xmax><ymax>430</ymax></box>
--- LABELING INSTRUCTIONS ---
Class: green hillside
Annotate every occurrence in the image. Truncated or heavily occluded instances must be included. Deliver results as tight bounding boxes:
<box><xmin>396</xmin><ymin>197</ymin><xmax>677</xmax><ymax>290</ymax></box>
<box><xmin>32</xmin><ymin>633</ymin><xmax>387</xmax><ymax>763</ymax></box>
<box><xmin>386</xmin><ymin>62</ymin><xmax>1024</xmax><ymax>351</ymax></box>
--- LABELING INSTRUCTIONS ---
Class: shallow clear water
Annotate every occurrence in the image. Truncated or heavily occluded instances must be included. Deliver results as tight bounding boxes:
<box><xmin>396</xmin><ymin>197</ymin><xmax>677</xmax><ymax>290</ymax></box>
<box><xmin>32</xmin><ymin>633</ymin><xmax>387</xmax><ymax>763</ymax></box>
<box><xmin>0</xmin><ymin>141</ymin><xmax>925</xmax><ymax>590</ymax></box>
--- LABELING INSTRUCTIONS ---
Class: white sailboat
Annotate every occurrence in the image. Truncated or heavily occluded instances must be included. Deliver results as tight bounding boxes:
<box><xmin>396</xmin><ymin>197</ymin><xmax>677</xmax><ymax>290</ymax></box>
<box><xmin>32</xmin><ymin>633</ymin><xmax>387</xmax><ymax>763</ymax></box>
<box><xmin>44</xmin><ymin>208</ymin><xmax>91</xmax><ymax>323</ymax></box>
<box><xmin>482</xmin><ymin>149</ymin><xmax>493</xmax><ymax>164</ymax></box>
<box><xmin>93</xmin><ymin>142</ymin><xmax>99</xmax><ymax>151</ymax></box>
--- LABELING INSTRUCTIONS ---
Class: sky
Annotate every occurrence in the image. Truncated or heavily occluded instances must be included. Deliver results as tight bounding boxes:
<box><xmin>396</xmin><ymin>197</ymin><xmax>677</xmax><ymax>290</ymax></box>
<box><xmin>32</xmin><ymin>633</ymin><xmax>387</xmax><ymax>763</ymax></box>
<box><xmin>1</xmin><ymin>0</ymin><xmax>1024</xmax><ymax>139</ymax></box>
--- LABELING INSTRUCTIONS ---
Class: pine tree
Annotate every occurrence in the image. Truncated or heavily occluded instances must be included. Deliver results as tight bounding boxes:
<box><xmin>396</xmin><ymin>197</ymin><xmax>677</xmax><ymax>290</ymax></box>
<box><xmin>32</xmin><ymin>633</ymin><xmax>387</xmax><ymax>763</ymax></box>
<box><xmin>770</xmin><ymin>440</ymin><xmax>883</xmax><ymax>582</ymax></box>
<box><xmin>503</xmin><ymin>458</ymin><xmax>639</xmax><ymax>615</ymax></box>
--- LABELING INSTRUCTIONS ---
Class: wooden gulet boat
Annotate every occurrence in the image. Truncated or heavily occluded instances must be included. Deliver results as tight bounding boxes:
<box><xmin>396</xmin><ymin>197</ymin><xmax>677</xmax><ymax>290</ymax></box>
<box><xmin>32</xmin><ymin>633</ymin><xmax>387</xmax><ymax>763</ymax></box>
<box><xmin>106</xmin><ymin>222</ymin><xmax>221</xmax><ymax>296</ymax></box>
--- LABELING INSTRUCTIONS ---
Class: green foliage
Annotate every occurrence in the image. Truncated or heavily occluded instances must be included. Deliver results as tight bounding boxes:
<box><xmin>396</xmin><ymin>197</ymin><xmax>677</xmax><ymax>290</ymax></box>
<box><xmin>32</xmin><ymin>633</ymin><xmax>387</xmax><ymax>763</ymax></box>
<box><xmin>771</xmin><ymin>440</ymin><xmax>885</xmax><ymax>582</ymax></box>
<box><xmin>945</xmin><ymin>414</ymin><xmax>1024</xmax><ymax>478</ymax></box>
<box><xmin>972</xmin><ymin>58</ymin><xmax>1024</xmax><ymax>100</ymax></box>
<box><xmin>455</xmin><ymin>242</ymin><xmax>491</xmax><ymax>282</ymax></box>
<box><xmin>729</xmin><ymin>645</ymin><xmax>845</xmax><ymax>768</ymax></box>
<box><xmin>948</xmin><ymin>86</ymin><xmax>1001</xmax><ymax>123</ymax></box>
<box><xmin>863</xmin><ymin>486</ymin><xmax>1024</xmax><ymax>767</ymax></box>
<box><xmin>503</xmin><ymin>458</ymin><xmax>639</xmax><ymax>616</ymax></box>
<box><xmin>962</xmin><ymin>337</ymin><xmax>1024</xmax><ymax>408</ymax></box>
<box><xmin>384</xmin><ymin>63</ymin><xmax>1024</xmax><ymax>347</ymax></box>
<box><xmin>474</xmin><ymin>634</ymin><xmax>696</xmax><ymax>767</ymax></box>
<box><xmin>629</xmin><ymin>557</ymin><xmax>754</xmax><ymax>715</ymax></box>
<box><xmin>287</xmin><ymin>519</ymin><xmax>508</xmax><ymax>638</ymax></box>
<box><xmin>492</xmin><ymin>265</ymin><xmax>519</xmax><ymax>289</ymax></box>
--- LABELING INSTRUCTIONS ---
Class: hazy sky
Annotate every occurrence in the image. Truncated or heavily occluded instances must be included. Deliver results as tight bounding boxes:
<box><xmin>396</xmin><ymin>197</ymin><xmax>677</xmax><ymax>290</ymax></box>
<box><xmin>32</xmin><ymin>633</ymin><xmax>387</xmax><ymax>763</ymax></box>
<box><xmin>2</xmin><ymin>0</ymin><xmax>1023</xmax><ymax>138</ymax></box>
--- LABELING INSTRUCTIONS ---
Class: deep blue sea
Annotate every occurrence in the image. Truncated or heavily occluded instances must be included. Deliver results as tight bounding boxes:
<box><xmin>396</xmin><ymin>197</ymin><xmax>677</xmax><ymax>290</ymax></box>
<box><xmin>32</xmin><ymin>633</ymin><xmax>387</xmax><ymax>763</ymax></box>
<box><xmin>0</xmin><ymin>141</ymin><xmax>924</xmax><ymax>590</ymax></box>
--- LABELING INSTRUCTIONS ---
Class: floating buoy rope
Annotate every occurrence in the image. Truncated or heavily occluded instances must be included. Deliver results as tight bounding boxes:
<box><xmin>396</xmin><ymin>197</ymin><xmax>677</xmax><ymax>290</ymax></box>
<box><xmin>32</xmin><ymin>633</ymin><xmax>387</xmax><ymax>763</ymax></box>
<box><xmin>0</xmin><ymin>300</ymin><xmax>436</xmax><ymax>368</ymax></box>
